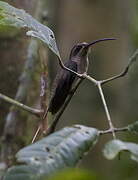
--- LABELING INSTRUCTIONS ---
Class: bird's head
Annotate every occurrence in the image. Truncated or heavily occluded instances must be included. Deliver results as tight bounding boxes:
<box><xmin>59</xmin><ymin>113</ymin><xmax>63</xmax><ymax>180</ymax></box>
<box><xmin>69</xmin><ymin>38</ymin><xmax>116</xmax><ymax>59</ymax></box>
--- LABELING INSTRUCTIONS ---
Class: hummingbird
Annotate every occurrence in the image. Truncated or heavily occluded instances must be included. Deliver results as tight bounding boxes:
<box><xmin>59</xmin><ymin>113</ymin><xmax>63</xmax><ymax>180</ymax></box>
<box><xmin>32</xmin><ymin>38</ymin><xmax>116</xmax><ymax>142</ymax></box>
<box><xmin>47</xmin><ymin>38</ymin><xmax>116</xmax><ymax>115</ymax></box>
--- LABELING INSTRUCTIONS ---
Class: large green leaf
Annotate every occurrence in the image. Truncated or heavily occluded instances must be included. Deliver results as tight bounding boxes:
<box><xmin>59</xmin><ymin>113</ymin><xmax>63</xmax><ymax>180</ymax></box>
<box><xmin>0</xmin><ymin>1</ymin><xmax>60</xmax><ymax>58</ymax></box>
<box><xmin>103</xmin><ymin>139</ymin><xmax>138</xmax><ymax>163</ymax></box>
<box><xmin>4</xmin><ymin>125</ymin><xmax>99</xmax><ymax>180</ymax></box>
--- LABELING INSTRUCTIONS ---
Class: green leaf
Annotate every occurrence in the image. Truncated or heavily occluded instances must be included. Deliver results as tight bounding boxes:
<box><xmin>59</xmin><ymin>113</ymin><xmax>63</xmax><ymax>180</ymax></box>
<box><xmin>103</xmin><ymin>139</ymin><xmax>138</xmax><ymax>163</ymax></box>
<box><xmin>45</xmin><ymin>168</ymin><xmax>98</xmax><ymax>180</ymax></box>
<box><xmin>128</xmin><ymin>121</ymin><xmax>138</xmax><ymax>134</ymax></box>
<box><xmin>4</xmin><ymin>165</ymin><xmax>39</xmax><ymax>180</ymax></box>
<box><xmin>0</xmin><ymin>1</ymin><xmax>60</xmax><ymax>58</ymax></box>
<box><xmin>4</xmin><ymin>125</ymin><xmax>99</xmax><ymax>180</ymax></box>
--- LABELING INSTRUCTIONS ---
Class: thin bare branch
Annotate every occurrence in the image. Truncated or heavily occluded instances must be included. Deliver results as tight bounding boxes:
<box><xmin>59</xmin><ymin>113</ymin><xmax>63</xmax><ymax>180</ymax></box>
<box><xmin>100</xmin><ymin>49</ymin><xmax>138</xmax><ymax>85</ymax></box>
<box><xmin>54</xmin><ymin>49</ymin><xmax>138</xmax><ymax>140</ymax></box>
<box><xmin>100</xmin><ymin>126</ymin><xmax>128</xmax><ymax>135</ymax></box>
<box><xmin>57</xmin><ymin>49</ymin><xmax>138</xmax><ymax>86</ymax></box>
<box><xmin>82</xmin><ymin>74</ymin><xmax>98</xmax><ymax>84</ymax></box>
<box><xmin>32</xmin><ymin>124</ymin><xmax>42</xmax><ymax>143</ymax></box>
<box><xmin>0</xmin><ymin>93</ymin><xmax>42</xmax><ymax>117</ymax></box>
<box><xmin>97</xmin><ymin>83</ymin><xmax>116</xmax><ymax>139</ymax></box>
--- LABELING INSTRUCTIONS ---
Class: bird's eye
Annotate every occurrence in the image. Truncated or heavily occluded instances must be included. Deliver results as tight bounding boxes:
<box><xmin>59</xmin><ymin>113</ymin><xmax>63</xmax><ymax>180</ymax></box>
<box><xmin>74</xmin><ymin>45</ymin><xmax>82</xmax><ymax>53</ymax></box>
<box><xmin>70</xmin><ymin>44</ymin><xmax>83</xmax><ymax>58</ymax></box>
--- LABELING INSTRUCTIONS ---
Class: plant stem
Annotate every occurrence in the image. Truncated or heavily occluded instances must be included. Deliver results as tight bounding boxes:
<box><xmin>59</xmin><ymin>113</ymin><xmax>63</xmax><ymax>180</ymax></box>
<box><xmin>100</xmin><ymin>49</ymin><xmax>138</xmax><ymax>85</ymax></box>
<box><xmin>32</xmin><ymin>125</ymin><xmax>42</xmax><ymax>143</ymax></box>
<box><xmin>100</xmin><ymin>126</ymin><xmax>128</xmax><ymax>135</ymax></box>
<box><xmin>97</xmin><ymin>82</ymin><xmax>116</xmax><ymax>139</ymax></box>
<box><xmin>0</xmin><ymin>93</ymin><xmax>42</xmax><ymax>117</ymax></box>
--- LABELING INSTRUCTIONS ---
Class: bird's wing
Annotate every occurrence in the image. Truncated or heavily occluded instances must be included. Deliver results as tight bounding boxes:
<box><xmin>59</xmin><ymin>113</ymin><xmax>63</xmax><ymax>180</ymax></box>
<box><xmin>49</xmin><ymin>60</ymin><xmax>77</xmax><ymax>114</ymax></box>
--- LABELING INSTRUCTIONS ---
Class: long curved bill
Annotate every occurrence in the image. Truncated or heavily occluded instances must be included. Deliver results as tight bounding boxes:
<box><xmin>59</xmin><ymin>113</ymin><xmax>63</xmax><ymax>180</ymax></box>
<box><xmin>86</xmin><ymin>38</ymin><xmax>116</xmax><ymax>48</ymax></box>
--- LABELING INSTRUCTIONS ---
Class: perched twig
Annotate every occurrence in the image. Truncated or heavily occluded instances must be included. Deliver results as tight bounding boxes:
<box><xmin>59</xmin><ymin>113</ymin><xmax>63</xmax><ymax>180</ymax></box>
<box><xmin>53</xmin><ymin>49</ymin><xmax>138</xmax><ymax>138</ymax></box>
<box><xmin>0</xmin><ymin>93</ymin><xmax>42</xmax><ymax>117</ymax></box>
<box><xmin>57</xmin><ymin>49</ymin><xmax>138</xmax><ymax>86</ymax></box>
<box><xmin>57</xmin><ymin>57</ymin><xmax>84</xmax><ymax>78</ymax></box>
<box><xmin>57</xmin><ymin>38</ymin><xmax>116</xmax><ymax>79</ymax></box>
<box><xmin>47</xmin><ymin>78</ymin><xmax>84</xmax><ymax>135</ymax></box>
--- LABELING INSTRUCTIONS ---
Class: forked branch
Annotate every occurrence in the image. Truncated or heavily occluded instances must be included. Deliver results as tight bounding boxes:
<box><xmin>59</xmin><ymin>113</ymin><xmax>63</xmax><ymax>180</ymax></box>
<box><xmin>50</xmin><ymin>48</ymin><xmax>138</xmax><ymax>139</ymax></box>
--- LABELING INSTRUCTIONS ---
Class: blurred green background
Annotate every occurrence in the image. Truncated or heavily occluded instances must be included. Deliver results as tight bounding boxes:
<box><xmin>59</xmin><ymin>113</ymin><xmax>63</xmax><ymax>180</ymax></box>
<box><xmin>0</xmin><ymin>0</ymin><xmax>138</xmax><ymax>179</ymax></box>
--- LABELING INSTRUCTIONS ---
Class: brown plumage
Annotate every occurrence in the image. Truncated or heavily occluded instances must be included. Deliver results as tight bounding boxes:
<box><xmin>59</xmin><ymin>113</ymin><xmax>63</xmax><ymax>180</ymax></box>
<box><xmin>48</xmin><ymin>38</ymin><xmax>116</xmax><ymax>115</ymax></box>
<box><xmin>48</xmin><ymin>42</ymin><xmax>89</xmax><ymax>114</ymax></box>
